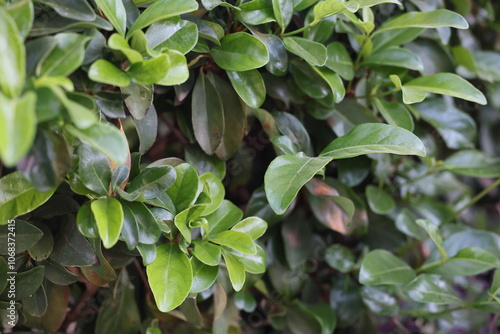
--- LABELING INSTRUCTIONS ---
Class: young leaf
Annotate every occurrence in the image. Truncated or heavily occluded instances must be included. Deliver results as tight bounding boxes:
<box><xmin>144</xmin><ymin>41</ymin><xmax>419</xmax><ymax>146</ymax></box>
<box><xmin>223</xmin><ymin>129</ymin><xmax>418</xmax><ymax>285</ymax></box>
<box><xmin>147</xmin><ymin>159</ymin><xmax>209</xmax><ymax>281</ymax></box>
<box><xmin>222</xmin><ymin>249</ymin><xmax>246</xmax><ymax>291</ymax></box>
<box><xmin>231</xmin><ymin>217</ymin><xmax>267</xmax><ymax>240</ymax></box>
<box><xmin>320</xmin><ymin>123</ymin><xmax>426</xmax><ymax>159</ymax></box>
<box><xmin>264</xmin><ymin>153</ymin><xmax>332</xmax><ymax>215</ymax></box>
<box><xmin>88</xmin><ymin>59</ymin><xmax>131</xmax><ymax>87</ymax></box>
<box><xmin>127</xmin><ymin>0</ymin><xmax>199</xmax><ymax>37</ymax></box>
<box><xmin>191</xmin><ymin>240</ymin><xmax>222</xmax><ymax>266</ymax></box>
<box><xmin>374</xmin><ymin>9</ymin><xmax>468</xmax><ymax>35</ymax></box>
<box><xmin>210</xmin><ymin>230</ymin><xmax>257</xmax><ymax>255</ymax></box>
<box><xmin>359</xmin><ymin>249</ymin><xmax>416</xmax><ymax>285</ymax></box>
<box><xmin>312</xmin><ymin>0</ymin><xmax>359</xmax><ymax>24</ymax></box>
<box><xmin>0</xmin><ymin>8</ymin><xmax>25</xmax><ymax>98</ymax></box>
<box><xmin>211</xmin><ymin>32</ymin><xmax>269</xmax><ymax>71</ymax></box>
<box><xmin>406</xmin><ymin>274</ymin><xmax>462</xmax><ymax>305</ymax></box>
<box><xmin>128</xmin><ymin>55</ymin><xmax>170</xmax><ymax>85</ymax></box>
<box><xmin>91</xmin><ymin>198</ymin><xmax>124</xmax><ymax>248</ymax></box>
<box><xmin>94</xmin><ymin>0</ymin><xmax>127</xmax><ymax>36</ymax></box>
<box><xmin>146</xmin><ymin>243</ymin><xmax>192</xmax><ymax>312</ymax></box>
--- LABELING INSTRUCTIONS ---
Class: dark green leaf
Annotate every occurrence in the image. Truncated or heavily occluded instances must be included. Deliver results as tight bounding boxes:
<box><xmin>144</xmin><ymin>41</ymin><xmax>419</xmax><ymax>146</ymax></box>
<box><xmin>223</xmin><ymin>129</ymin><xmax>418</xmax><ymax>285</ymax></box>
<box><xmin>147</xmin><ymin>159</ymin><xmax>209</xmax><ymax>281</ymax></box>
<box><xmin>211</xmin><ymin>32</ymin><xmax>269</xmax><ymax>71</ymax></box>
<box><xmin>78</xmin><ymin>143</ymin><xmax>112</xmax><ymax>196</ymax></box>
<box><xmin>364</xmin><ymin>46</ymin><xmax>423</xmax><ymax>71</ymax></box>
<box><xmin>0</xmin><ymin>267</ymin><xmax>44</xmax><ymax>300</ymax></box>
<box><xmin>27</xmin><ymin>222</ymin><xmax>54</xmax><ymax>261</ymax></box>
<box><xmin>22</xmin><ymin>285</ymin><xmax>48</xmax><ymax>317</ymax></box>
<box><xmin>325</xmin><ymin>42</ymin><xmax>354</xmax><ymax>80</ymax></box>
<box><xmin>360</xmin><ymin>286</ymin><xmax>398</xmax><ymax>316</ymax></box>
<box><xmin>76</xmin><ymin>201</ymin><xmax>99</xmax><ymax>238</ymax></box>
<box><xmin>121</xmin><ymin>83</ymin><xmax>153</xmax><ymax>120</ymax></box>
<box><xmin>227</xmin><ymin>70</ymin><xmax>266</xmax><ymax>109</ymax></box>
<box><xmin>0</xmin><ymin>220</ymin><xmax>42</xmax><ymax>254</ymax></box>
<box><xmin>126</xmin><ymin>166</ymin><xmax>176</xmax><ymax>199</ymax></box>
<box><xmin>133</xmin><ymin>105</ymin><xmax>158</xmax><ymax>155</ymax></box>
<box><xmin>359</xmin><ymin>249</ymin><xmax>416</xmax><ymax>285</ymax></box>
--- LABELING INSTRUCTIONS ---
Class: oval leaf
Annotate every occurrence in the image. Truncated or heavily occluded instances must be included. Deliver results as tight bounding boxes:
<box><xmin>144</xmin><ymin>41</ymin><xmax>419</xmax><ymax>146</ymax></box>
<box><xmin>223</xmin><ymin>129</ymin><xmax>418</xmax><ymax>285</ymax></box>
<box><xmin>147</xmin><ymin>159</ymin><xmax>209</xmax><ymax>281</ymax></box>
<box><xmin>359</xmin><ymin>249</ymin><xmax>416</xmax><ymax>285</ymax></box>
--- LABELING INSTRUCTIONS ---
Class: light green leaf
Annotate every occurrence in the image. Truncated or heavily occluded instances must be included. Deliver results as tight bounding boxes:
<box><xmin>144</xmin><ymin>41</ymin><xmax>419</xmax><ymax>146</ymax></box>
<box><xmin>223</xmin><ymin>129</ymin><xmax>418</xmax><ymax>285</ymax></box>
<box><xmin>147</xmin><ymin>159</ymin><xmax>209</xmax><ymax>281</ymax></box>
<box><xmin>374</xmin><ymin>9</ymin><xmax>468</xmax><ymax>35</ymax></box>
<box><xmin>359</xmin><ymin>249</ymin><xmax>416</xmax><ymax>285</ymax></box>
<box><xmin>167</xmin><ymin>163</ymin><xmax>200</xmax><ymax>212</ymax></box>
<box><xmin>108</xmin><ymin>33</ymin><xmax>142</xmax><ymax>63</ymax></box>
<box><xmin>209</xmin><ymin>230</ymin><xmax>257</xmax><ymax>255</ymax></box>
<box><xmin>128</xmin><ymin>54</ymin><xmax>170</xmax><ymax>85</ymax></box>
<box><xmin>37</xmin><ymin>0</ymin><xmax>95</xmax><ymax>21</ymax></box>
<box><xmin>147</xmin><ymin>243</ymin><xmax>192</xmax><ymax>312</ymax></box>
<box><xmin>416</xmin><ymin>219</ymin><xmax>446</xmax><ymax>260</ymax></box>
<box><xmin>236</xmin><ymin>0</ymin><xmax>275</xmax><ymax>25</ymax></box>
<box><xmin>39</xmin><ymin>33</ymin><xmax>91</xmax><ymax>77</ymax></box>
<box><xmin>264</xmin><ymin>153</ymin><xmax>332</xmax><ymax>215</ymax></box>
<box><xmin>0</xmin><ymin>91</ymin><xmax>37</xmax><ymax>167</ymax></box>
<box><xmin>95</xmin><ymin>0</ymin><xmax>127</xmax><ymax>36</ymax></box>
<box><xmin>325</xmin><ymin>42</ymin><xmax>354</xmax><ymax>80</ymax></box>
<box><xmin>395</xmin><ymin>208</ymin><xmax>426</xmax><ymax>240</ymax></box>
<box><xmin>211</xmin><ymin>32</ymin><xmax>269</xmax><ymax>71</ymax></box>
<box><xmin>222</xmin><ymin>249</ymin><xmax>246</xmax><ymax>291</ymax></box>
<box><xmin>0</xmin><ymin>8</ymin><xmax>24</xmax><ymax>98</ymax></box>
<box><xmin>157</xmin><ymin>50</ymin><xmax>188</xmax><ymax>86</ymax></box>
<box><xmin>191</xmin><ymin>73</ymin><xmax>224</xmax><ymax>155</ymax></box>
<box><xmin>406</xmin><ymin>274</ymin><xmax>462</xmax><ymax>305</ymax></box>
<box><xmin>355</xmin><ymin>0</ymin><xmax>401</xmax><ymax>7</ymax></box>
<box><xmin>88</xmin><ymin>59</ymin><xmax>131</xmax><ymax>87</ymax></box>
<box><xmin>231</xmin><ymin>217</ymin><xmax>267</xmax><ymax>240</ymax></box>
<box><xmin>373</xmin><ymin>99</ymin><xmax>414</xmax><ymax>131</ymax></box>
<box><xmin>6</xmin><ymin>0</ymin><xmax>34</xmax><ymax>39</ymax></box>
<box><xmin>313</xmin><ymin>0</ymin><xmax>359</xmax><ymax>23</ymax></box>
<box><xmin>200</xmin><ymin>172</ymin><xmax>225</xmax><ymax>216</ymax></box>
<box><xmin>320</xmin><ymin>123</ymin><xmax>426</xmax><ymax>159</ymax></box>
<box><xmin>227</xmin><ymin>70</ymin><xmax>266</xmax><ymax>109</ymax></box>
<box><xmin>127</xmin><ymin>0</ymin><xmax>198</xmax><ymax>37</ymax></box>
<box><xmin>91</xmin><ymin>198</ymin><xmax>124</xmax><ymax>248</ymax></box>
<box><xmin>403</xmin><ymin>73</ymin><xmax>486</xmax><ymax>105</ymax></box>
<box><xmin>364</xmin><ymin>46</ymin><xmax>423</xmax><ymax>71</ymax></box>
<box><xmin>192</xmin><ymin>240</ymin><xmax>221</xmax><ymax>266</ymax></box>
<box><xmin>443</xmin><ymin>150</ymin><xmax>500</xmax><ymax>177</ymax></box>
<box><xmin>206</xmin><ymin>200</ymin><xmax>243</xmax><ymax>237</ymax></box>
<box><xmin>283</xmin><ymin>37</ymin><xmax>327</xmax><ymax>67</ymax></box>
<box><xmin>366</xmin><ymin>185</ymin><xmax>395</xmax><ymax>215</ymax></box>
<box><xmin>0</xmin><ymin>172</ymin><xmax>55</xmax><ymax>224</ymax></box>
<box><xmin>272</xmin><ymin>0</ymin><xmax>293</xmax><ymax>30</ymax></box>
<box><xmin>190</xmin><ymin>257</ymin><xmax>218</xmax><ymax>294</ymax></box>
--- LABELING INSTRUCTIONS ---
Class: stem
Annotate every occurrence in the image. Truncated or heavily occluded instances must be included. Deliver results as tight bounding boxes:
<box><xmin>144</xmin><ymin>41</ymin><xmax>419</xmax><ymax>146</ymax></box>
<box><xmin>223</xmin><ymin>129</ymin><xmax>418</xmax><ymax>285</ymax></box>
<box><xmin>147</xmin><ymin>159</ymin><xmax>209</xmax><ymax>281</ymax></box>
<box><xmin>415</xmin><ymin>260</ymin><xmax>445</xmax><ymax>274</ymax></box>
<box><xmin>281</xmin><ymin>23</ymin><xmax>315</xmax><ymax>37</ymax></box>
<box><xmin>454</xmin><ymin>178</ymin><xmax>500</xmax><ymax>217</ymax></box>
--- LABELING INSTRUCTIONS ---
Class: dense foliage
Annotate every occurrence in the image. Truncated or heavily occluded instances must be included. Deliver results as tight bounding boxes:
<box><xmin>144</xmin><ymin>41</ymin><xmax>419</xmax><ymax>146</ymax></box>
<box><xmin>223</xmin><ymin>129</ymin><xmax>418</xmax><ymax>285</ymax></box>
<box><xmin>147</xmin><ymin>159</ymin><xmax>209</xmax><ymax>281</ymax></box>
<box><xmin>1</xmin><ymin>0</ymin><xmax>500</xmax><ymax>332</ymax></box>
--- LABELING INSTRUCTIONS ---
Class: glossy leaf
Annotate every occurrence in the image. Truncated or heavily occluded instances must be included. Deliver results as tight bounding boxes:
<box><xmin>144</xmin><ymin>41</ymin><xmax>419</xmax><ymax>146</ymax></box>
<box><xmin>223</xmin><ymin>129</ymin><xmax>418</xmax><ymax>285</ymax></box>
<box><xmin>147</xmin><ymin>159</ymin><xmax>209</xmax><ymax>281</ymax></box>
<box><xmin>91</xmin><ymin>198</ymin><xmax>124</xmax><ymax>248</ymax></box>
<box><xmin>37</xmin><ymin>0</ymin><xmax>95</xmax><ymax>21</ymax></box>
<box><xmin>366</xmin><ymin>185</ymin><xmax>395</xmax><ymax>214</ymax></box>
<box><xmin>406</xmin><ymin>274</ymin><xmax>462</xmax><ymax>305</ymax></box>
<box><xmin>146</xmin><ymin>243</ymin><xmax>192</xmax><ymax>312</ymax></box>
<box><xmin>88</xmin><ymin>59</ymin><xmax>130</xmax><ymax>87</ymax></box>
<box><xmin>325</xmin><ymin>42</ymin><xmax>354</xmax><ymax>80</ymax></box>
<box><xmin>364</xmin><ymin>46</ymin><xmax>423</xmax><ymax>71</ymax></box>
<box><xmin>39</xmin><ymin>33</ymin><xmax>90</xmax><ymax>77</ymax></box>
<box><xmin>0</xmin><ymin>220</ymin><xmax>42</xmax><ymax>254</ymax></box>
<box><xmin>76</xmin><ymin>201</ymin><xmax>99</xmax><ymax>238</ymax></box>
<box><xmin>222</xmin><ymin>249</ymin><xmax>246</xmax><ymax>291</ymax></box>
<box><xmin>126</xmin><ymin>166</ymin><xmax>176</xmax><ymax>199</ymax></box>
<box><xmin>127</xmin><ymin>0</ymin><xmax>198</xmax><ymax>37</ymax></box>
<box><xmin>252</xmin><ymin>30</ymin><xmax>288</xmax><ymax>76</ymax></box>
<box><xmin>206</xmin><ymin>200</ymin><xmax>243</xmax><ymax>237</ymax></box>
<box><xmin>231</xmin><ymin>217</ymin><xmax>267</xmax><ymax>240</ymax></box>
<box><xmin>211</xmin><ymin>32</ymin><xmax>269</xmax><ymax>71</ymax></box>
<box><xmin>0</xmin><ymin>172</ymin><xmax>56</xmax><ymax>223</ymax></box>
<box><xmin>200</xmin><ymin>172</ymin><xmax>225</xmax><ymax>216</ymax></box>
<box><xmin>264</xmin><ymin>153</ymin><xmax>332</xmax><ymax>215</ymax></box>
<box><xmin>166</xmin><ymin>163</ymin><xmax>200</xmax><ymax>212</ymax></box>
<box><xmin>273</xmin><ymin>0</ymin><xmax>293</xmax><ymax>30</ymax></box>
<box><xmin>190</xmin><ymin>257</ymin><xmax>218</xmax><ymax>293</ymax></box>
<box><xmin>373</xmin><ymin>99</ymin><xmax>414</xmax><ymax>131</ymax></box>
<box><xmin>192</xmin><ymin>240</ymin><xmax>221</xmax><ymax>266</ymax></box>
<box><xmin>320</xmin><ymin>123</ymin><xmax>426</xmax><ymax>159</ymax></box>
<box><xmin>236</xmin><ymin>0</ymin><xmax>275</xmax><ymax>25</ymax></box>
<box><xmin>313</xmin><ymin>0</ymin><xmax>359</xmax><ymax>23</ymax></box>
<box><xmin>359</xmin><ymin>249</ymin><xmax>416</xmax><ymax>285</ymax></box>
<box><xmin>443</xmin><ymin>150</ymin><xmax>500</xmax><ymax>177</ymax></box>
<box><xmin>78</xmin><ymin>143</ymin><xmax>112</xmax><ymax>196</ymax></box>
<box><xmin>210</xmin><ymin>230</ymin><xmax>257</xmax><ymax>255</ymax></box>
<box><xmin>0</xmin><ymin>8</ymin><xmax>25</xmax><ymax>98</ymax></box>
<box><xmin>227</xmin><ymin>70</ymin><xmax>266</xmax><ymax>108</ymax></box>
<box><xmin>283</xmin><ymin>37</ymin><xmax>327</xmax><ymax>66</ymax></box>
<box><xmin>128</xmin><ymin>55</ymin><xmax>170</xmax><ymax>85</ymax></box>
<box><xmin>157</xmin><ymin>50</ymin><xmax>188</xmax><ymax>86</ymax></box>
<box><xmin>145</xmin><ymin>17</ymin><xmax>198</xmax><ymax>54</ymax></box>
<box><xmin>325</xmin><ymin>244</ymin><xmax>355</xmax><ymax>273</ymax></box>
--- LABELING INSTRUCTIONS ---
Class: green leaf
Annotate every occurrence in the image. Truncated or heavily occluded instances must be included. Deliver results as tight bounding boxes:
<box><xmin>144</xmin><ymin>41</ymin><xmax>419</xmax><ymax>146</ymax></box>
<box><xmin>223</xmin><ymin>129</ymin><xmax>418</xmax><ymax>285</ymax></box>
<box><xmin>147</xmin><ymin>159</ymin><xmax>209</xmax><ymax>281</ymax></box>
<box><xmin>91</xmin><ymin>198</ymin><xmax>124</xmax><ymax>248</ymax></box>
<box><xmin>320</xmin><ymin>123</ymin><xmax>426</xmax><ymax>159</ymax></box>
<box><xmin>127</xmin><ymin>166</ymin><xmax>176</xmax><ymax>199</ymax></box>
<box><xmin>157</xmin><ymin>50</ymin><xmax>188</xmax><ymax>86</ymax></box>
<box><xmin>137</xmin><ymin>243</ymin><xmax>157</xmax><ymax>266</ymax></box>
<box><xmin>406</xmin><ymin>274</ymin><xmax>462</xmax><ymax>305</ymax></box>
<box><xmin>0</xmin><ymin>172</ymin><xmax>56</xmax><ymax>223</ymax></box>
<box><xmin>50</xmin><ymin>222</ymin><xmax>97</xmax><ymax>267</ymax></box>
<box><xmin>206</xmin><ymin>200</ymin><xmax>243</xmax><ymax>237</ymax></box>
<box><xmin>291</xmin><ymin>60</ymin><xmax>330</xmax><ymax>99</ymax></box>
<box><xmin>0</xmin><ymin>91</ymin><xmax>37</xmax><ymax>166</ymax></box>
<box><xmin>0</xmin><ymin>8</ymin><xmax>24</xmax><ymax>98</ymax></box>
<box><xmin>0</xmin><ymin>220</ymin><xmax>42</xmax><ymax>254</ymax></box>
<box><xmin>146</xmin><ymin>243</ymin><xmax>192</xmax><ymax>312</ymax></box>
<box><xmin>89</xmin><ymin>59</ymin><xmax>130</xmax><ymax>87</ymax></box>
<box><xmin>312</xmin><ymin>67</ymin><xmax>345</xmax><ymax>103</ymax></box>
<box><xmin>416</xmin><ymin>219</ymin><xmax>446</xmax><ymax>260</ymax></box>
<box><xmin>264</xmin><ymin>153</ymin><xmax>332</xmax><ymax>215</ymax></box>
<box><xmin>122</xmin><ymin>201</ymin><xmax>160</xmax><ymax>245</ymax></box>
<box><xmin>190</xmin><ymin>257</ymin><xmax>218</xmax><ymax>293</ymax></box>
<box><xmin>416</xmin><ymin>98</ymin><xmax>476</xmax><ymax>149</ymax></box>
<box><xmin>403</xmin><ymin>73</ymin><xmax>486</xmax><ymax>105</ymax></box>
<box><xmin>227</xmin><ymin>70</ymin><xmax>266</xmax><ymax>109</ymax></box>
<box><xmin>22</xmin><ymin>285</ymin><xmax>48</xmax><ymax>317</ymax></box>
<box><xmin>360</xmin><ymin>286</ymin><xmax>398</xmax><ymax>316</ymax></box>
<box><xmin>210</xmin><ymin>230</ymin><xmax>257</xmax><ymax>255</ymax></box>
<box><xmin>312</xmin><ymin>0</ymin><xmax>359</xmax><ymax>23</ymax></box>
<box><xmin>121</xmin><ymin>83</ymin><xmax>153</xmax><ymax>120</ymax></box>
<box><xmin>66</xmin><ymin>122</ymin><xmax>129</xmax><ymax>164</ymax></box>
<box><xmin>373</xmin><ymin>99</ymin><xmax>414</xmax><ymax>131</ymax></box>
<box><xmin>167</xmin><ymin>163</ymin><xmax>200</xmax><ymax>212</ymax></box>
<box><xmin>282</xmin><ymin>211</ymin><xmax>312</xmax><ymax>269</ymax></box>
<box><xmin>364</xmin><ymin>46</ymin><xmax>423</xmax><ymax>71</ymax></box>
<box><xmin>252</xmin><ymin>30</ymin><xmax>288</xmax><ymax>76</ymax></box>
<box><xmin>374</xmin><ymin>9</ymin><xmax>468</xmax><ymax>35</ymax></box>
<box><xmin>325</xmin><ymin>42</ymin><xmax>354</xmax><ymax>81</ymax></box>
<box><xmin>39</xmin><ymin>33</ymin><xmax>91</xmax><ymax>77</ymax></box>
<box><xmin>443</xmin><ymin>150</ymin><xmax>500</xmax><ymax>177</ymax></box>
<box><xmin>395</xmin><ymin>208</ymin><xmax>426</xmax><ymax>240</ymax></box>
<box><xmin>443</xmin><ymin>247</ymin><xmax>500</xmax><ymax>276</ymax></box>
<box><xmin>6</xmin><ymin>0</ymin><xmax>34</xmax><ymax>39</ymax></box>
<box><xmin>145</xmin><ymin>17</ymin><xmax>198</xmax><ymax>54</ymax></box>
<box><xmin>234</xmin><ymin>291</ymin><xmax>257</xmax><ymax>312</ymax></box>
<box><xmin>28</xmin><ymin>222</ymin><xmax>54</xmax><ymax>261</ymax></box>
<box><xmin>37</xmin><ymin>0</ymin><xmax>95</xmax><ymax>21</ymax></box>
<box><xmin>359</xmin><ymin>249</ymin><xmax>416</xmax><ymax>285</ymax></box>
<box><xmin>76</xmin><ymin>201</ymin><xmax>99</xmax><ymax>238</ymax></box>
<box><xmin>31</xmin><ymin>14</ymin><xmax>113</xmax><ymax>36</ymax></box>
<box><xmin>325</xmin><ymin>244</ymin><xmax>355</xmax><ymax>273</ymax></box>
<box><xmin>128</xmin><ymin>54</ymin><xmax>170</xmax><ymax>85</ymax></box>
<box><xmin>0</xmin><ymin>267</ymin><xmax>44</xmax><ymax>301</ymax></box>
<box><xmin>200</xmin><ymin>172</ymin><xmax>225</xmax><ymax>215</ymax></box>
<box><xmin>95</xmin><ymin>0</ymin><xmax>127</xmax><ymax>36</ymax></box>
<box><xmin>355</xmin><ymin>0</ymin><xmax>401</xmax><ymax>7</ymax></box>
<box><xmin>222</xmin><ymin>249</ymin><xmax>246</xmax><ymax>291</ymax></box>
<box><xmin>108</xmin><ymin>33</ymin><xmax>143</xmax><ymax>63</ymax></box>
<box><xmin>211</xmin><ymin>32</ymin><xmax>269</xmax><ymax>71</ymax></box>
<box><xmin>81</xmin><ymin>237</ymin><xmax>117</xmax><ymax>286</ymax></box>
<box><xmin>272</xmin><ymin>0</ymin><xmax>293</xmax><ymax>30</ymax></box>
<box><xmin>366</xmin><ymin>185</ymin><xmax>395</xmax><ymax>215</ymax></box>
<box><xmin>283</xmin><ymin>37</ymin><xmax>327</xmax><ymax>67</ymax></box>
<box><xmin>78</xmin><ymin>143</ymin><xmax>112</xmax><ymax>196</ymax></box>
<box><xmin>133</xmin><ymin>105</ymin><xmax>158</xmax><ymax>155</ymax></box>
<box><xmin>127</xmin><ymin>0</ymin><xmax>199</xmax><ymax>37</ymax></box>
<box><xmin>192</xmin><ymin>240</ymin><xmax>221</xmax><ymax>266</ymax></box>
<box><xmin>236</xmin><ymin>0</ymin><xmax>275</xmax><ymax>25</ymax></box>
<box><xmin>191</xmin><ymin>73</ymin><xmax>224</xmax><ymax>155</ymax></box>
<box><xmin>231</xmin><ymin>217</ymin><xmax>267</xmax><ymax>240</ymax></box>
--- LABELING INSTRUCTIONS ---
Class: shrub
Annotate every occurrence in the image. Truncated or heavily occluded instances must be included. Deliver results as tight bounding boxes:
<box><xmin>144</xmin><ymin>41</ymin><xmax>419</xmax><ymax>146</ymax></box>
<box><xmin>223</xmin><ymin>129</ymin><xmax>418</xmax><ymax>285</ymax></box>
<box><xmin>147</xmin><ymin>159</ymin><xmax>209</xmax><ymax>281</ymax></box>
<box><xmin>1</xmin><ymin>0</ymin><xmax>500</xmax><ymax>332</ymax></box>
